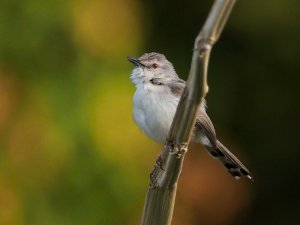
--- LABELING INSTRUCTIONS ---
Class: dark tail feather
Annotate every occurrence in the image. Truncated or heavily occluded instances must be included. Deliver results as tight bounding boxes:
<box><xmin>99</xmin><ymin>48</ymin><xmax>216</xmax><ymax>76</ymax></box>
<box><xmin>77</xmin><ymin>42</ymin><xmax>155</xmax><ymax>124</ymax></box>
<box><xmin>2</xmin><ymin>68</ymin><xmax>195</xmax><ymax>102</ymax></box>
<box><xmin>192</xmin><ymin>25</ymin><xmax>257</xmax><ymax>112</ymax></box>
<box><xmin>206</xmin><ymin>140</ymin><xmax>253</xmax><ymax>181</ymax></box>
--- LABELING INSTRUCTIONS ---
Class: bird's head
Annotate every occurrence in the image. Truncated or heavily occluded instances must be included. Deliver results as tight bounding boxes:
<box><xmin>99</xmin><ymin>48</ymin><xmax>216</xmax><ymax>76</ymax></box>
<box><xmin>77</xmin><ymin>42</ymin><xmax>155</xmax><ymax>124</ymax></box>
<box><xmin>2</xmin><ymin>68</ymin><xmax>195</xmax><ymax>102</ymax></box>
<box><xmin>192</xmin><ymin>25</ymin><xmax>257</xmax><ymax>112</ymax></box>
<box><xmin>128</xmin><ymin>52</ymin><xmax>178</xmax><ymax>85</ymax></box>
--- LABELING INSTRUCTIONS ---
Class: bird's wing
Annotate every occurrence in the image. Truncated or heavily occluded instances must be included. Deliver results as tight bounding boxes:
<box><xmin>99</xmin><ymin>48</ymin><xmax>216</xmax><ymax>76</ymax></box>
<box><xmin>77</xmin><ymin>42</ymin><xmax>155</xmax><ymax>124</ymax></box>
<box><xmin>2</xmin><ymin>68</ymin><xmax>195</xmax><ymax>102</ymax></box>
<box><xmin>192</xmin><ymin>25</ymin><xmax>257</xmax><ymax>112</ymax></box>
<box><xmin>167</xmin><ymin>78</ymin><xmax>217</xmax><ymax>146</ymax></box>
<box><xmin>167</xmin><ymin>78</ymin><xmax>186</xmax><ymax>97</ymax></box>
<box><xmin>195</xmin><ymin>110</ymin><xmax>218</xmax><ymax>148</ymax></box>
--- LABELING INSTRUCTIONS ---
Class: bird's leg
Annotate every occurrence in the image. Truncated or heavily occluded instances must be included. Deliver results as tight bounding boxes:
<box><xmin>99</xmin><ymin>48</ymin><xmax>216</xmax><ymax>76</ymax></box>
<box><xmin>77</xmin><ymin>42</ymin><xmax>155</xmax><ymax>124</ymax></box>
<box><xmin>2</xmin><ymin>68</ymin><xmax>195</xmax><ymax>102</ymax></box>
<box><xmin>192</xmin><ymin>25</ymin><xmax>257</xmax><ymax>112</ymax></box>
<box><xmin>149</xmin><ymin>143</ymin><xmax>169</xmax><ymax>188</ymax></box>
<box><xmin>155</xmin><ymin>153</ymin><xmax>165</xmax><ymax>171</ymax></box>
<box><xmin>150</xmin><ymin>165</ymin><xmax>159</xmax><ymax>188</ymax></box>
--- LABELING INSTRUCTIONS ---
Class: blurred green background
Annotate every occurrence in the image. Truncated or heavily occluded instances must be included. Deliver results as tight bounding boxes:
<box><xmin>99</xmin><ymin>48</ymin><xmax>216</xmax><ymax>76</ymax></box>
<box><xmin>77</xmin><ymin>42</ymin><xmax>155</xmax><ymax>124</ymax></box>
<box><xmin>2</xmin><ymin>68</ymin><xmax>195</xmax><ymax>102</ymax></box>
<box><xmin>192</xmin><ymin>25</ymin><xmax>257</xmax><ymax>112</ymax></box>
<box><xmin>0</xmin><ymin>0</ymin><xmax>299</xmax><ymax>225</ymax></box>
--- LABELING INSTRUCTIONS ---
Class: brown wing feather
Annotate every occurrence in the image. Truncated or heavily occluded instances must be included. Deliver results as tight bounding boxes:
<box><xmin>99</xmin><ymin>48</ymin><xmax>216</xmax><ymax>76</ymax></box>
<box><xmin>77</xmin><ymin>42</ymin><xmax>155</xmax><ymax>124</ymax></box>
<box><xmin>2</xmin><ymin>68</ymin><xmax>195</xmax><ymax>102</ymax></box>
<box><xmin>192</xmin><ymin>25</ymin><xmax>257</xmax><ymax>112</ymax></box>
<box><xmin>167</xmin><ymin>79</ymin><xmax>186</xmax><ymax>97</ymax></box>
<box><xmin>195</xmin><ymin>110</ymin><xmax>218</xmax><ymax>148</ymax></box>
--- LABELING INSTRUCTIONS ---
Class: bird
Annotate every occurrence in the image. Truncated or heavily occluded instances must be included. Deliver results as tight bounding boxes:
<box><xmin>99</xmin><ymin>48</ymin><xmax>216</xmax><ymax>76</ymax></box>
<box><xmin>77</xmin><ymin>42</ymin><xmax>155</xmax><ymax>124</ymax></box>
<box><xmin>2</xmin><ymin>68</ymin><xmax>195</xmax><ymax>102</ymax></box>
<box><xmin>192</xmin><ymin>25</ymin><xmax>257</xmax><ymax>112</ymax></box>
<box><xmin>128</xmin><ymin>52</ymin><xmax>253</xmax><ymax>180</ymax></box>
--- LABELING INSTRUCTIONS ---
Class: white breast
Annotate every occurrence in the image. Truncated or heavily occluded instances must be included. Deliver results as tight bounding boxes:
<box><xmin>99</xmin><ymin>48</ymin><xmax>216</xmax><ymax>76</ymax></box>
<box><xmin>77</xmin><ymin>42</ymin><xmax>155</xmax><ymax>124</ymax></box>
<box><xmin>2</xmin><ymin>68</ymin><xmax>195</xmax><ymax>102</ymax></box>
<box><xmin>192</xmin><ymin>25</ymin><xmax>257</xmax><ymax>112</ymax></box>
<box><xmin>133</xmin><ymin>83</ymin><xmax>179</xmax><ymax>143</ymax></box>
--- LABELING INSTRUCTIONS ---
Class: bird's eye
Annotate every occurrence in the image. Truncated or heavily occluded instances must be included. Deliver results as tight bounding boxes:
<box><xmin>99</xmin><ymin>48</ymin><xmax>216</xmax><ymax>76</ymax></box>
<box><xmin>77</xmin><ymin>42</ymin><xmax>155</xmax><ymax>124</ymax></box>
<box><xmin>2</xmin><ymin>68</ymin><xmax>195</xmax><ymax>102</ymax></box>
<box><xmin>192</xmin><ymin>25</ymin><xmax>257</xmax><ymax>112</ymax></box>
<box><xmin>152</xmin><ymin>63</ymin><xmax>158</xmax><ymax>69</ymax></box>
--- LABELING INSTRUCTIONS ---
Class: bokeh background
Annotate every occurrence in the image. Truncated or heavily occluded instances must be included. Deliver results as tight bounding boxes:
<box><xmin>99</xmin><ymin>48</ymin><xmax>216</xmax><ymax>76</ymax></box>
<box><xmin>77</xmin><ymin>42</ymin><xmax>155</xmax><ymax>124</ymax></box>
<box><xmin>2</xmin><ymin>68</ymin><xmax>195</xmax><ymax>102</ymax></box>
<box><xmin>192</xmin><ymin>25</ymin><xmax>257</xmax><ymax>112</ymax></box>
<box><xmin>0</xmin><ymin>0</ymin><xmax>299</xmax><ymax>225</ymax></box>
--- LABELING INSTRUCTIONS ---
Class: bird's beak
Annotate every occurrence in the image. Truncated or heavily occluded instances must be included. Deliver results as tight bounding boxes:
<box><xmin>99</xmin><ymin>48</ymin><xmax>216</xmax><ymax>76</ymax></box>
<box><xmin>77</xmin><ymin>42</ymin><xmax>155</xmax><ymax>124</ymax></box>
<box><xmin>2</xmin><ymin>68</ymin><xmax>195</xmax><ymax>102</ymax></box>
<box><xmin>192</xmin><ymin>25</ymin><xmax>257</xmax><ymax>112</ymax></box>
<box><xmin>127</xmin><ymin>56</ymin><xmax>146</xmax><ymax>68</ymax></box>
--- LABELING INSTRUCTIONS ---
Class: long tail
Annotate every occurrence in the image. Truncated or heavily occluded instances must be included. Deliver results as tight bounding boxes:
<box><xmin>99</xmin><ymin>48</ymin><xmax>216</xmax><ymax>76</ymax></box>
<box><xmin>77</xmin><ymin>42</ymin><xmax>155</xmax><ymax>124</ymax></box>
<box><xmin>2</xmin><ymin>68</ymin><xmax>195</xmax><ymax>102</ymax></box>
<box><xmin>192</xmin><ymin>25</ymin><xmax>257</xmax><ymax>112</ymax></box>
<box><xmin>206</xmin><ymin>140</ymin><xmax>253</xmax><ymax>181</ymax></box>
